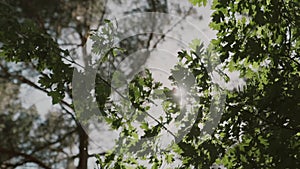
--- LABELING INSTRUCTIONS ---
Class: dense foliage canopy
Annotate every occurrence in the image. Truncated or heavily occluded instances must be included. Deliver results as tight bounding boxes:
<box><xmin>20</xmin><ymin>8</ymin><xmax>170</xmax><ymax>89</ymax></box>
<box><xmin>93</xmin><ymin>0</ymin><xmax>300</xmax><ymax>168</ymax></box>
<box><xmin>0</xmin><ymin>0</ymin><xmax>299</xmax><ymax>168</ymax></box>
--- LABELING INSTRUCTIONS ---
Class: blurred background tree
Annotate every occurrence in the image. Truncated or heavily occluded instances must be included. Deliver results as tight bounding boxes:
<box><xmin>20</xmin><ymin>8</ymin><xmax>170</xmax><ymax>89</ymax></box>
<box><xmin>0</xmin><ymin>78</ymin><xmax>76</xmax><ymax>169</ymax></box>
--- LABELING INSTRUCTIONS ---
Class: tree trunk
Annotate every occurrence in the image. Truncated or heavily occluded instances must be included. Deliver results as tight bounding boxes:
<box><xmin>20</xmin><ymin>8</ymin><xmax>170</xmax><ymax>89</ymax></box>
<box><xmin>77</xmin><ymin>125</ymin><xmax>88</xmax><ymax>169</ymax></box>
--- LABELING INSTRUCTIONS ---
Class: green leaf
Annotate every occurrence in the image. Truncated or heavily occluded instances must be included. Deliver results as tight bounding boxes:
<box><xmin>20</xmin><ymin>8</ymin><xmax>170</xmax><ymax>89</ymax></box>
<box><xmin>165</xmin><ymin>154</ymin><xmax>175</xmax><ymax>164</ymax></box>
<box><xmin>189</xmin><ymin>0</ymin><xmax>208</xmax><ymax>6</ymax></box>
<box><xmin>140</xmin><ymin>122</ymin><xmax>149</xmax><ymax>130</ymax></box>
<box><xmin>189</xmin><ymin>39</ymin><xmax>201</xmax><ymax>51</ymax></box>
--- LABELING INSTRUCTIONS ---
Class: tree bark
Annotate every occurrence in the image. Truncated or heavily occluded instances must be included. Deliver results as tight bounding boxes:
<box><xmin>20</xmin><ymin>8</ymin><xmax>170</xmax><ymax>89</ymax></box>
<box><xmin>77</xmin><ymin>125</ymin><xmax>89</xmax><ymax>169</ymax></box>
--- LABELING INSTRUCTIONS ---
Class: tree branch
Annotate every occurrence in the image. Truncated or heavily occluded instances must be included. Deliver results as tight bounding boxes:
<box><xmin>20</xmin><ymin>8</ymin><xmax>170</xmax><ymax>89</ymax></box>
<box><xmin>69</xmin><ymin>151</ymin><xmax>107</xmax><ymax>160</ymax></box>
<box><xmin>0</xmin><ymin>147</ymin><xmax>51</xmax><ymax>169</ymax></box>
<box><xmin>32</xmin><ymin>129</ymin><xmax>77</xmax><ymax>153</ymax></box>
<box><xmin>152</xmin><ymin>6</ymin><xmax>193</xmax><ymax>49</ymax></box>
